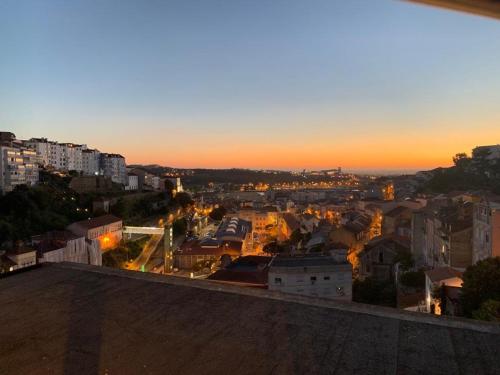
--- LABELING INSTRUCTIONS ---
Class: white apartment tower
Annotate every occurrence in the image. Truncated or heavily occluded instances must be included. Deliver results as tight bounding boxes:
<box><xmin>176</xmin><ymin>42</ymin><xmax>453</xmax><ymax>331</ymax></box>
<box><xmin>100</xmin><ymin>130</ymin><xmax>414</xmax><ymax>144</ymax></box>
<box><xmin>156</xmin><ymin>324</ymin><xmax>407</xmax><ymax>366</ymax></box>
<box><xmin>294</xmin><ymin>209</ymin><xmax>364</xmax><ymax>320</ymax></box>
<box><xmin>100</xmin><ymin>153</ymin><xmax>127</xmax><ymax>185</ymax></box>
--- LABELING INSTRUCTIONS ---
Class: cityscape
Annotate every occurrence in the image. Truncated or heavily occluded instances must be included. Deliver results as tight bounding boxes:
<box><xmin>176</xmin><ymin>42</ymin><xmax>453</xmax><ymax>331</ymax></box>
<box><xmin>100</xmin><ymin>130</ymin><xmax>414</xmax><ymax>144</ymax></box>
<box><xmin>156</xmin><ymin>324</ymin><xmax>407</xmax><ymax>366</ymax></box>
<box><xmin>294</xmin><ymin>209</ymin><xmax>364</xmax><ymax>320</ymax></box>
<box><xmin>1</xmin><ymin>1</ymin><xmax>500</xmax><ymax>374</ymax></box>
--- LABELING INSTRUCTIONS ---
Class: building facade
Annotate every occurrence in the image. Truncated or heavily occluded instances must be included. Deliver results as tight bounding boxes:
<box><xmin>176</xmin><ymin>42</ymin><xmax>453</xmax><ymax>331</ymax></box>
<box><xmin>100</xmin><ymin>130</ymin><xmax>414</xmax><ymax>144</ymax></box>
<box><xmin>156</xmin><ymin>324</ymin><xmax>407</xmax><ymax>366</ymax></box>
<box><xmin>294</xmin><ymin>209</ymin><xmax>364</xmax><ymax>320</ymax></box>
<box><xmin>100</xmin><ymin>153</ymin><xmax>127</xmax><ymax>185</ymax></box>
<box><xmin>472</xmin><ymin>196</ymin><xmax>500</xmax><ymax>263</ymax></box>
<box><xmin>0</xmin><ymin>141</ymin><xmax>39</xmax><ymax>194</ymax></box>
<box><xmin>268</xmin><ymin>255</ymin><xmax>352</xmax><ymax>301</ymax></box>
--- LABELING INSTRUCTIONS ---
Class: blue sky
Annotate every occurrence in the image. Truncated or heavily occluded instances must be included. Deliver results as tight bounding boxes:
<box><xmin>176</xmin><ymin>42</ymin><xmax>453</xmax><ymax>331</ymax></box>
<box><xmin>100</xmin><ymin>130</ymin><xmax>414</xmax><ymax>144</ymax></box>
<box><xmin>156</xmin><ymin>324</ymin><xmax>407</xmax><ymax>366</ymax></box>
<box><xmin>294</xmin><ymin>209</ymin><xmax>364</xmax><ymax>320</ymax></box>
<box><xmin>1</xmin><ymin>0</ymin><xmax>500</xmax><ymax>170</ymax></box>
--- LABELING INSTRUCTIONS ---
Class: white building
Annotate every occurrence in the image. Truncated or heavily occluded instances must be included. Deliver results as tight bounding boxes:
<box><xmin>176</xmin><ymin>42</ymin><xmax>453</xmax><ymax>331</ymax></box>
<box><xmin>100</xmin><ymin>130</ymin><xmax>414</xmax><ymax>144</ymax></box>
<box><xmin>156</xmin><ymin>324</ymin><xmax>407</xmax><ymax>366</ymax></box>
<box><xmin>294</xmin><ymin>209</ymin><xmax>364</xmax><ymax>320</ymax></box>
<box><xmin>100</xmin><ymin>153</ymin><xmax>127</xmax><ymax>185</ymax></box>
<box><xmin>82</xmin><ymin>149</ymin><xmax>101</xmax><ymax>176</ymax></box>
<box><xmin>61</xmin><ymin>143</ymin><xmax>86</xmax><ymax>171</ymax></box>
<box><xmin>0</xmin><ymin>142</ymin><xmax>39</xmax><ymax>194</ymax></box>
<box><xmin>125</xmin><ymin>174</ymin><xmax>139</xmax><ymax>191</ymax></box>
<box><xmin>33</xmin><ymin>230</ymin><xmax>102</xmax><ymax>266</ymax></box>
<box><xmin>67</xmin><ymin>214</ymin><xmax>123</xmax><ymax>251</ymax></box>
<box><xmin>23</xmin><ymin>138</ymin><xmax>50</xmax><ymax>166</ymax></box>
<box><xmin>3</xmin><ymin>249</ymin><xmax>37</xmax><ymax>271</ymax></box>
<box><xmin>472</xmin><ymin>145</ymin><xmax>500</xmax><ymax>161</ymax></box>
<box><xmin>268</xmin><ymin>255</ymin><xmax>352</xmax><ymax>301</ymax></box>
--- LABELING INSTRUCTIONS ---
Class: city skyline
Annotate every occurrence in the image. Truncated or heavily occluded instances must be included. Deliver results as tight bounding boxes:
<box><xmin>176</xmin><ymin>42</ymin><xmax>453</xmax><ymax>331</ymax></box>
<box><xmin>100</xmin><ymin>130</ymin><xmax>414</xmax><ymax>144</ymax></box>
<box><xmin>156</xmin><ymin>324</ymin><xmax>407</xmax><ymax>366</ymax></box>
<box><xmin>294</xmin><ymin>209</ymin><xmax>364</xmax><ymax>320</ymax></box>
<box><xmin>2</xmin><ymin>0</ymin><xmax>500</xmax><ymax>171</ymax></box>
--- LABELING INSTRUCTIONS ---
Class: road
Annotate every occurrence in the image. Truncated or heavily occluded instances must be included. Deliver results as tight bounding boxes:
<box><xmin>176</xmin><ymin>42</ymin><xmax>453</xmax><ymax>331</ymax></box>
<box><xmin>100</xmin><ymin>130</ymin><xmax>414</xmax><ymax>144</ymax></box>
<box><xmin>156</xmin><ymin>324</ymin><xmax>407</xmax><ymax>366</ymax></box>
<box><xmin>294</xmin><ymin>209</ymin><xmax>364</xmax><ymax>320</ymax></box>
<box><xmin>126</xmin><ymin>234</ymin><xmax>163</xmax><ymax>271</ymax></box>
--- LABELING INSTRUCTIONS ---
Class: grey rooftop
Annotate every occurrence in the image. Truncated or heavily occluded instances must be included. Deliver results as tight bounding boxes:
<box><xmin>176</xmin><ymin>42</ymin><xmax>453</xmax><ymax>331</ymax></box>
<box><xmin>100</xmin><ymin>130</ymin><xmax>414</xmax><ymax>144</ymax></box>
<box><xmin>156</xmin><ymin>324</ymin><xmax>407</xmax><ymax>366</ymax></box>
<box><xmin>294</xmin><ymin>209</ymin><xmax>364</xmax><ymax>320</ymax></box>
<box><xmin>0</xmin><ymin>263</ymin><xmax>499</xmax><ymax>375</ymax></box>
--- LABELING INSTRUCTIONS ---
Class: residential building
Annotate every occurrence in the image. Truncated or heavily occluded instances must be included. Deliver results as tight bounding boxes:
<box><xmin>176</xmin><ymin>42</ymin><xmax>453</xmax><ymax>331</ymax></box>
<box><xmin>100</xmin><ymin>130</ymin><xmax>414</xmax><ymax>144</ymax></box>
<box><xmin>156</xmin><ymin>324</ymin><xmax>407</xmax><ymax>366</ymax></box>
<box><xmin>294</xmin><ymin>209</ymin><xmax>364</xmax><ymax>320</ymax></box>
<box><xmin>125</xmin><ymin>173</ymin><xmax>139</xmax><ymax>191</ymax></box>
<box><xmin>3</xmin><ymin>249</ymin><xmax>37</xmax><ymax>271</ymax></box>
<box><xmin>413</xmin><ymin>200</ymin><xmax>474</xmax><ymax>270</ymax></box>
<box><xmin>23</xmin><ymin>137</ymin><xmax>50</xmax><ymax>166</ymax></box>
<box><xmin>25</xmin><ymin>139</ymin><xmax>87</xmax><ymax>172</ymax></box>
<box><xmin>207</xmin><ymin>255</ymin><xmax>271</xmax><ymax>287</ymax></box>
<box><xmin>358</xmin><ymin>236</ymin><xmax>410</xmax><ymax>282</ymax></box>
<box><xmin>234</xmin><ymin>206</ymin><xmax>279</xmax><ymax>233</ymax></box>
<box><xmin>175</xmin><ymin>239</ymin><xmax>242</xmax><ymax>270</ymax></box>
<box><xmin>67</xmin><ymin>214</ymin><xmax>122</xmax><ymax>251</ymax></box>
<box><xmin>472</xmin><ymin>144</ymin><xmax>500</xmax><ymax>161</ymax></box>
<box><xmin>0</xmin><ymin>137</ymin><xmax>39</xmax><ymax>194</ymax></box>
<box><xmin>382</xmin><ymin>206</ymin><xmax>413</xmax><ymax>235</ymax></box>
<box><xmin>364</xmin><ymin>181</ymin><xmax>394</xmax><ymax>201</ymax></box>
<box><xmin>472</xmin><ymin>195</ymin><xmax>500</xmax><ymax>263</ymax></box>
<box><xmin>424</xmin><ymin>267</ymin><xmax>463</xmax><ymax>314</ymax></box>
<box><xmin>100</xmin><ymin>153</ymin><xmax>127</xmax><ymax>185</ymax></box>
<box><xmin>278</xmin><ymin>212</ymin><xmax>300</xmax><ymax>241</ymax></box>
<box><xmin>82</xmin><ymin>149</ymin><xmax>101</xmax><ymax>176</ymax></box>
<box><xmin>268</xmin><ymin>254</ymin><xmax>352</xmax><ymax>301</ymax></box>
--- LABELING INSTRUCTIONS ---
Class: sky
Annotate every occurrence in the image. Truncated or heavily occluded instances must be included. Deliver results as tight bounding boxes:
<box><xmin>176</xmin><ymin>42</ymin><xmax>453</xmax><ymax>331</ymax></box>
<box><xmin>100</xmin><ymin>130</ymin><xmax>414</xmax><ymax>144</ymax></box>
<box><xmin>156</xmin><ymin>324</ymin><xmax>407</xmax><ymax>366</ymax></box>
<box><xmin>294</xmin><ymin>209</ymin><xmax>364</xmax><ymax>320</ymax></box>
<box><xmin>1</xmin><ymin>0</ymin><xmax>500</xmax><ymax>172</ymax></box>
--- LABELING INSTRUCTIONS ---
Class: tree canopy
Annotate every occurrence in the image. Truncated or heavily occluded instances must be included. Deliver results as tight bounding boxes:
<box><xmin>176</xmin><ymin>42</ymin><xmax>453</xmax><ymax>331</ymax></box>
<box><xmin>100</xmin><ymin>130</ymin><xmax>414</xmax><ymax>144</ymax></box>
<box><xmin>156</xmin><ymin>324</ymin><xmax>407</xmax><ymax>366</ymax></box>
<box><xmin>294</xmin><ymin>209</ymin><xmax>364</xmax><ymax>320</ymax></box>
<box><xmin>460</xmin><ymin>257</ymin><xmax>500</xmax><ymax>319</ymax></box>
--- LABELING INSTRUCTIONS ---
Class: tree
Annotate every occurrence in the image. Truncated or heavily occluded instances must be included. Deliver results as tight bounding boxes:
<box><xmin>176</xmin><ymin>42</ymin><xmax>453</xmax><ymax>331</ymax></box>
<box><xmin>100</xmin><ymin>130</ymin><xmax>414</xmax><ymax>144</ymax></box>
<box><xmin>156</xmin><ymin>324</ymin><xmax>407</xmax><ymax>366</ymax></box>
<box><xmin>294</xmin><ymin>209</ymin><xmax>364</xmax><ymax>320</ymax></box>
<box><xmin>472</xmin><ymin>299</ymin><xmax>500</xmax><ymax>322</ymax></box>
<box><xmin>174</xmin><ymin>192</ymin><xmax>194</xmax><ymax>209</ymax></box>
<box><xmin>460</xmin><ymin>257</ymin><xmax>500</xmax><ymax>319</ymax></box>
<box><xmin>452</xmin><ymin>153</ymin><xmax>470</xmax><ymax>169</ymax></box>
<box><xmin>209</xmin><ymin>206</ymin><xmax>227</xmax><ymax>221</ymax></box>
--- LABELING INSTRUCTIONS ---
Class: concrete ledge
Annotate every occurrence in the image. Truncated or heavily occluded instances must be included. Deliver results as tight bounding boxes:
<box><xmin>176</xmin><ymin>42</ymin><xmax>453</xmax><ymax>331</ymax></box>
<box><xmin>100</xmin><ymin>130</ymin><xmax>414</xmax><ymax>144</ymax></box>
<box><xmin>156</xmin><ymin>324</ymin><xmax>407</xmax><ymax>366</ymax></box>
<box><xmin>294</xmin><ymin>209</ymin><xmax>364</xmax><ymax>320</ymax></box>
<box><xmin>50</xmin><ymin>262</ymin><xmax>500</xmax><ymax>334</ymax></box>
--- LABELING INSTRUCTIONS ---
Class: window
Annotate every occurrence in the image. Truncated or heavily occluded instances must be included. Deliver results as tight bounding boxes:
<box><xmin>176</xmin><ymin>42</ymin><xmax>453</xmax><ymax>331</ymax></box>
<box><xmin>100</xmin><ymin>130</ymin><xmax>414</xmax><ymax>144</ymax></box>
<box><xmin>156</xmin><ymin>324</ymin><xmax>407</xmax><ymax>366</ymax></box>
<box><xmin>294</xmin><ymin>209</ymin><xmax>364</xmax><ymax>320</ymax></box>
<box><xmin>274</xmin><ymin>277</ymin><xmax>282</xmax><ymax>285</ymax></box>
<box><xmin>310</xmin><ymin>276</ymin><xmax>317</xmax><ymax>284</ymax></box>
<box><xmin>323</xmin><ymin>276</ymin><xmax>330</xmax><ymax>281</ymax></box>
<box><xmin>379</xmin><ymin>251</ymin><xmax>384</xmax><ymax>263</ymax></box>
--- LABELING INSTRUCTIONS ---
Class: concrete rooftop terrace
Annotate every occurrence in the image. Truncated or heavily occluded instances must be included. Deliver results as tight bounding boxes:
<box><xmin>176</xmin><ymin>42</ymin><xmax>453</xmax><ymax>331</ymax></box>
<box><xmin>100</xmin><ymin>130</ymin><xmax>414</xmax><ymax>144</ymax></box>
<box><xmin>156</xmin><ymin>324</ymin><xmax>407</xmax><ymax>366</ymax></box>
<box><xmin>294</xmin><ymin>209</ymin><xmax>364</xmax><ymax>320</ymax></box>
<box><xmin>1</xmin><ymin>263</ymin><xmax>499</xmax><ymax>375</ymax></box>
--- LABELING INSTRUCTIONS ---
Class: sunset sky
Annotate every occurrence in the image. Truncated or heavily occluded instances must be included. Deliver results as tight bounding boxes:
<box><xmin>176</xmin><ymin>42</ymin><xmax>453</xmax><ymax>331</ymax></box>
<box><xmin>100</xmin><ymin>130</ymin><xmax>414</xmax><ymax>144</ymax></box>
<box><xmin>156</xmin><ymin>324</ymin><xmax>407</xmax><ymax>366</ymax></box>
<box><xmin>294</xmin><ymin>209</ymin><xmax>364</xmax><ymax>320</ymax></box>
<box><xmin>1</xmin><ymin>0</ymin><xmax>500</xmax><ymax>172</ymax></box>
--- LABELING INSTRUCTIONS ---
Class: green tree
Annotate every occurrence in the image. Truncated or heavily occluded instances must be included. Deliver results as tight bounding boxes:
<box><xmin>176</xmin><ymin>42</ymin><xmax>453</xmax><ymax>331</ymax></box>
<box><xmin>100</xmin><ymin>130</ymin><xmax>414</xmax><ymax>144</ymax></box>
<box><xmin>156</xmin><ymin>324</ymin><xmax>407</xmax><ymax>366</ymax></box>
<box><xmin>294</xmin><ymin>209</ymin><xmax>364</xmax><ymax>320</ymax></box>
<box><xmin>174</xmin><ymin>192</ymin><xmax>194</xmax><ymax>209</ymax></box>
<box><xmin>472</xmin><ymin>299</ymin><xmax>500</xmax><ymax>322</ymax></box>
<box><xmin>452</xmin><ymin>153</ymin><xmax>471</xmax><ymax>170</ymax></box>
<box><xmin>460</xmin><ymin>257</ymin><xmax>500</xmax><ymax>318</ymax></box>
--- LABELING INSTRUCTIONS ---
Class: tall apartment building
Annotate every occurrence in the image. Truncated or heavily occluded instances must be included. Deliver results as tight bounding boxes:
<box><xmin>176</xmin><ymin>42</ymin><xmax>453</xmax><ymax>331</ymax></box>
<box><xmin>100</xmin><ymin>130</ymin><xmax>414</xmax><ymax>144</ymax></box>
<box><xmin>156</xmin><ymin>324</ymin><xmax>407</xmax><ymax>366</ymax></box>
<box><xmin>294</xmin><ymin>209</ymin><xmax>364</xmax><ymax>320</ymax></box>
<box><xmin>0</xmin><ymin>133</ymin><xmax>39</xmax><ymax>194</ymax></box>
<box><xmin>61</xmin><ymin>143</ymin><xmax>86</xmax><ymax>171</ymax></box>
<box><xmin>472</xmin><ymin>196</ymin><xmax>500</xmax><ymax>263</ymax></box>
<box><xmin>100</xmin><ymin>153</ymin><xmax>127</xmax><ymax>185</ymax></box>
<box><xmin>23</xmin><ymin>137</ymin><xmax>128</xmax><ymax>184</ymax></box>
<box><xmin>24</xmin><ymin>138</ymin><xmax>86</xmax><ymax>172</ymax></box>
<box><xmin>82</xmin><ymin>149</ymin><xmax>101</xmax><ymax>176</ymax></box>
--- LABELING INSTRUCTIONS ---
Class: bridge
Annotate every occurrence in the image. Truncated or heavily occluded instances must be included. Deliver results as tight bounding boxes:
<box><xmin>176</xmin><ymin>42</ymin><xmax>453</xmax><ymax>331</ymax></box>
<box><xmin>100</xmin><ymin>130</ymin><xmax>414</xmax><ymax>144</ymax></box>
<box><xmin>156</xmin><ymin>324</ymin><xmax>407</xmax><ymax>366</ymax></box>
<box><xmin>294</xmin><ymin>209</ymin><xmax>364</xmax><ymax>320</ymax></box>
<box><xmin>123</xmin><ymin>226</ymin><xmax>165</xmax><ymax>235</ymax></box>
<box><xmin>122</xmin><ymin>225</ymin><xmax>174</xmax><ymax>273</ymax></box>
